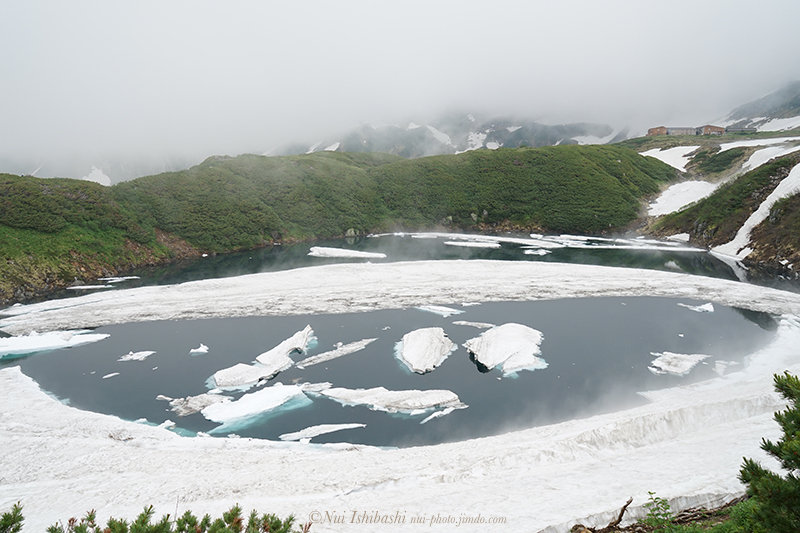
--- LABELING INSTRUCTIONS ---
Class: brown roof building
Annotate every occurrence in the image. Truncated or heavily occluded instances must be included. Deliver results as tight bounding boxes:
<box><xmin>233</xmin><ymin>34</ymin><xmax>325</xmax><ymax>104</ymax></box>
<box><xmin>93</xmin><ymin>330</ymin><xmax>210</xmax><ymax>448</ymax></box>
<box><xmin>647</xmin><ymin>126</ymin><xmax>668</xmax><ymax>136</ymax></box>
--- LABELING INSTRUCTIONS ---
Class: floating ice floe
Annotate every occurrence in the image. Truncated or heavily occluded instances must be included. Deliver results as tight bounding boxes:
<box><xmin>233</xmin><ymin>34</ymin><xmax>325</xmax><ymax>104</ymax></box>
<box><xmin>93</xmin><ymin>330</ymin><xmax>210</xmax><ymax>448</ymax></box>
<box><xmin>648</xmin><ymin>352</ymin><xmax>710</xmax><ymax>376</ymax></box>
<box><xmin>201</xmin><ymin>383</ymin><xmax>311</xmax><ymax>432</ymax></box>
<box><xmin>102</xmin><ymin>372</ymin><xmax>119</xmax><ymax>379</ymax></box>
<box><xmin>678</xmin><ymin>302</ymin><xmax>714</xmax><ymax>313</ymax></box>
<box><xmin>463</xmin><ymin>323</ymin><xmax>547</xmax><ymax>376</ymax></box>
<box><xmin>211</xmin><ymin>326</ymin><xmax>315</xmax><ymax>389</ymax></box>
<box><xmin>319</xmin><ymin>386</ymin><xmax>466</xmax><ymax>414</ymax></box>
<box><xmin>308</xmin><ymin>247</ymin><xmax>386</xmax><ymax>259</ymax></box>
<box><xmin>118</xmin><ymin>350</ymin><xmax>156</xmax><ymax>362</ymax></box>
<box><xmin>295</xmin><ymin>338</ymin><xmax>376</xmax><ymax>369</ymax></box>
<box><xmin>524</xmin><ymin>249</ymin><xmax>552</xmax><ymax>256</ymax></box>
<box><xmin>189</xmin><ymin>343</ymin><xmax>209</xmax><ymax>355</ymax></box>
<box><xmin>157</xmin><ymin>393</ymin><xmax>232</xmax><ymax>417</ymax></box>
<box><xmin>394</xmin><ymin>327</ymin><xmax>456</xmax><ymax>374</ymax></box>
<box><xmin>0</xmin><ymin>330</ymin><xmax>110</xmax><ymax>359</ymax></box>
<box><xmin>452</xmin><ymin>320</ymin><xmax>495</xmax><ymax>329</ymax></box>
<box><xmin>279</xmin><ymin>423</ymin><xmax>366</xmax><ymax>441</ymax></box>
<box><xmin>415</xmin><ymin>305</ymin><xmax>463</xmax><ymax>317</ymax></box>
<box><xmin>443</xmin><ymin>240</ymin><xmax>501</xmax><ymax>249</ymax></box>
<box><xmin>420</xmin><ymin>406</ymin><xmax>458</xmax><ymax>425</ymax></box>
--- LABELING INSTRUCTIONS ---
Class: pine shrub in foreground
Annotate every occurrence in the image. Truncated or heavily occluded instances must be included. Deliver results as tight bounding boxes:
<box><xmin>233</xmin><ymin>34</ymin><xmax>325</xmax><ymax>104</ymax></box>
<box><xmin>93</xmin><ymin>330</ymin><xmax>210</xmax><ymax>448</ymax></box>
<box><xmin>1</xmin><ymin>504</ymin><xmax>309</xmax><ymax>533</ymax></box>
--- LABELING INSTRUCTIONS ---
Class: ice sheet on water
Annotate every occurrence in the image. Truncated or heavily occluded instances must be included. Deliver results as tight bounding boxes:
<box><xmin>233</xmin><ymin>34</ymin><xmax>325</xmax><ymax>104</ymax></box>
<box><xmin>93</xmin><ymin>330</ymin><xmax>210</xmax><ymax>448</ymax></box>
<box><xmin>279</xmin><ymin>423</ymin><xmax>366</xmax><ymax>441</ymax></box>
<box><xmin>648</xmin><ymin>352</ymin><xmax>710</xmax><ymax>376</ymax></box>
<box><xmin>463</xmin><ymin>323</ymin><xmax>547</xmax><ymax>376</ymax></box>
<box><xmin>255</xmin><ymin>325</ymin><xmax>315</xmax><ymax>366</ymax></box>
<box><xmin>0</xmin><ymin>330</ymin><xmax>110</xmax><ymax>359</ymax></box>
<box><xmin>452</xmin><ymin>320</ymin><xmax>495</xmax><ymax>329</ymax></box>
<box><xmin>678</xmin><ymin>302</ymin><xmax>714</xmax><ymax>313</ymax></box>
<box><xmin>319</xmin><ymin>386</ymin><xmax>466</xmax><ymax>414</ymax></box>
<box><xmin>118</xmin><ymin>350</ymin><xmax>156</xmax><ymax>362</ymax></box>
<box><xmin>415</xmin><ymin>305</ymin><xmax>463</xmax><ymax>317</ymax></box>
<box><xmin>212</xmin><ymin>326</ymin><xmax>315</xmax><ymax>389</ymax></box>
<box><xmin>420</xmin><ymin>406</ymin><xmax>458</xmax><ymax>425</ymax></box>
<box><xmin>295</xmin><ymin>338</ymin><xmax>376</xmax><ymax>368</ymax></box>
<box><xmin>394</xmin><ymin>327</ymin><xmax>456</xmax><ymax>374</ymax></box>
<box><xmin>308</xmin><ymin>246</ymin><xmax>386</xmax><ymax>259</ymax></box>
<box><xmin>201</xmin><ymin>383</ymin><xmax>311</xmax><ymax>433</ymax></box>
<box><xmin>443</xmin><ymin>240</ymin><xmax>501</xmax><ymax>249</ymax></box>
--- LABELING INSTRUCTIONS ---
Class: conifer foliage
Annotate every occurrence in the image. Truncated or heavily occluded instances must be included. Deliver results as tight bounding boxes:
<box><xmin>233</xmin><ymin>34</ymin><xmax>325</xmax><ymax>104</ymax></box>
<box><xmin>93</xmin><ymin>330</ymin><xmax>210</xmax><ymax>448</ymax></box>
<box><xmin>740</xmin><ymin>371</ymin><xmax>800</xmax><ymax>532</ymax></box>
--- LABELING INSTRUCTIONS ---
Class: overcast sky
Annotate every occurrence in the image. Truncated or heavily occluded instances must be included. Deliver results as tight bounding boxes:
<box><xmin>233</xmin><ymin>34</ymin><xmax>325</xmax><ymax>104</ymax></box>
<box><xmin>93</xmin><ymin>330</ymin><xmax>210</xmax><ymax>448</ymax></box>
<box><xmin>2</xmin><ymin>0</ymin><xmax>799</xmax><ymax>178</ymax></box>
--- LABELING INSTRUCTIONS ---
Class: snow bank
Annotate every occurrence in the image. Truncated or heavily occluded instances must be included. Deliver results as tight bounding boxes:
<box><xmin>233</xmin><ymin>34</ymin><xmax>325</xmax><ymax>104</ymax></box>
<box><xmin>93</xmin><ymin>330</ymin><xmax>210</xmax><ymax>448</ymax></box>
<box><xmin>308</xmin><ymin>247</ymin><xmax>386</xmax><ymax>259</ymax></box>
<box><xmin>319</xmin><ymin>386</ymin><xmax>466</xmax><ymax>414</ymax></box>
<box><xmin>648</xmin><ymin>352</ymin><xmax>710</xmax><ymax>376</ymax></box>
<box><xmin>3</xmin><ymin>265</ymin><xmax>800</xmax><ymax>532</ymax></box>
<box><xmin>742</xmin><ymin>145</ymin><xmax>800</xmax><ymax>172</ymax></box>
<box><xmin>718</xmin><ymin>136</ymin><xmax>800</xmax><ymax>152</ymax></box>
<box><xmin>394</xmin><ymin>327</ymin><xmax>456</xmax><ymax>373</ymax></box>
<box><xmin>118</xmin><ymin>350</ymin><xmax>156</xmax><ymax>362</ymax></box>
<box><xmin>0</xmin><ymin>330</ymin><xmax>109</xmax><ymax>359</ymax></box>
<box><xmin>758</xmin><ymin>117</ymin><xmax>800</xmax><ymax>132</ymax></box>
<box><xmin>464</xmin><ymin>323</ymin><xmax>547</xmax><ymax>376</ymax></box>
<box><xmin>295</xmin><ymin>338</ymin><xmax>376</xmax><ymax>369</ymax></box>
<box><xmin>201</xmin><ymin>383</ymin><xmax>310</xmax><ymax>432</ymax></box>
<box><xmin>713</xmin><ymin>163</ymin><xmax>800</xmax><ymax>259</ymax></box>
<box><xmin>278</xmin><ymin>423</ymin><xmax>366</xmax><ymax>441</ymax></box>
<box><xmin>648</xmin><ymin>181</ymin><xmax>718</xmax><ymax>216</ymax></box>
<box><xmin>639</xmin><ymin>146</ymin><xmax>699</xmax><ymax>172</ymax></box>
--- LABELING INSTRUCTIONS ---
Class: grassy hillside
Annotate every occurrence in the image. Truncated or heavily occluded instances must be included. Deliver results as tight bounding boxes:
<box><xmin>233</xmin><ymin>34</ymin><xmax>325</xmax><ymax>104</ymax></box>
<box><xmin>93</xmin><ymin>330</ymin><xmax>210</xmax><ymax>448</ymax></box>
<box><xmin>1</xmin><ymin>146</ymin><xmax>677</xmax><ymax>304</ymax></box>
<box><xmin>373</xmin><ymin>145</ymin><xmax>675</xmax><ymax>233</ymax></box>
<box><xmin>649</xmin><ymin>151</ymin><xmax>800</xmax><ymax>273</ymax></box>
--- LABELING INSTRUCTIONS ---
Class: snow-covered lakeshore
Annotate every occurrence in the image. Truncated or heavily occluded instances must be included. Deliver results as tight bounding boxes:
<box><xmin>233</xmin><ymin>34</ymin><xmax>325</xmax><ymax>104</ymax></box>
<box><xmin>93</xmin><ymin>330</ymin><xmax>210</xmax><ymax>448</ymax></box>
<box><xmin>3</xmin><ymin>260</ymin><xmax>800</xmax><ymax>532</ymax></box>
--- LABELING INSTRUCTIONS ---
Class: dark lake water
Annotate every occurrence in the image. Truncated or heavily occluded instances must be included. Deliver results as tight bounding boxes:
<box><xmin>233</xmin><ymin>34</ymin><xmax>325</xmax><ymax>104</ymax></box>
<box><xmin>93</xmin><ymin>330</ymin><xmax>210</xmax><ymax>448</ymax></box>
<box><xmin>11</xmin><ymin>296</ymin><xmax>776</xmax><ymax>448</ymax></box>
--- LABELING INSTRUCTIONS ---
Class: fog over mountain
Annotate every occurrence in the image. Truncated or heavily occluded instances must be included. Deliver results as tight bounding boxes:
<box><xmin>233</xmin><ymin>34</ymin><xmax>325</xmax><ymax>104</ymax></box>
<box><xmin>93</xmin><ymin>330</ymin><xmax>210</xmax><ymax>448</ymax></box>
<box><xmin>1</xmin><ymin>1</ymin><xmax>799</xmax><ymax>182</ymax></box>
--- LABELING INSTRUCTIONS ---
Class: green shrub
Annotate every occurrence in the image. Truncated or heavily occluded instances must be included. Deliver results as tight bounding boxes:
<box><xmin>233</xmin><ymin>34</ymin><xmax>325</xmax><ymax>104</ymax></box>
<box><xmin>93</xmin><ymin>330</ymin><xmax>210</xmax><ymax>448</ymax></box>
<box><xmin>739</xmin><ymin>371</ymin><xmax>800</xmax><ymax>532</ymax></box>
<box><xmin>0</xmin><ymin>503</ymin><xmax>23</xmax><ymax>533</ymax></box>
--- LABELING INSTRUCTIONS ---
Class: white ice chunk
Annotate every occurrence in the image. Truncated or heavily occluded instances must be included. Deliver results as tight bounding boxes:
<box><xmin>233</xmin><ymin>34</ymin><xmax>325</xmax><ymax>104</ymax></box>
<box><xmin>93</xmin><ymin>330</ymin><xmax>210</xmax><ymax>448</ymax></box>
<box><xmin>201</xmin><ymin>384</ymin><xmax>310</xmax><ymax>430</ymax></box>
<box><xmin>394</xmin><ymin>327</ymin><xmax>456</xmax><ymax>374</ymax></box>
<box><xmin>66</xmin><ymin>285</ymin><xmax>114</xmax><ymax>291</ymax></box>
<box><xmin>678</xmin><ymin>302</ymin><xmax>714</xmax><ymax>313</ymax></box>
<box><xmin>189</xmin><ymin>343</ymin><xmax>209</xmax><ymax>355</ymax></box>
<box><xmin>0</xmin><ymin>330</ymin><xmax>110</xmax><ymax>359</ymax></box>
<box><xmin>524</xmin><ymin>249</ymin><xmax>552</xmax><ymax>256</ymax></box>
<box><xmin>319</xmin><ymin>386</ymin><xmax>466</xmax><ymax>414</ymax></box>
<box><xmin>648</xmin><ymin>352</ymin><xmax>710</xmax><ymax>376</ymax></box>
<box><xmin>308</xmin><ymin>247</ymin><xmax>386</xmax><ymax>259</ymax></box>
<box><xmin>213</xmin><ymin>326</ymin><xmax>315</xmax><ymax>389</ymax></box>
<box><xmin>118</xmin><ymin>350</ymin><xmax>156</xmax><ymax>362</ymax></box>
<box><xmin>255</xmin><ymin>325</ymin><xmax>315</xmax><ymax>367</ymax></box>
<box><xmin>415</xmin><ymin>305</ymin><xmax>464</xmax><ymax>317</ymax></box>
<box><xmin>452</xmin><ymin>320</ymin><xmax>495</xmax><ymax>329</ymax></box>
<box><xmin>463</xmin><ymin>323</ymin><xmax>547</xmax><ymax>376</ymax></box>
<box><xmin>159</xmin><ymin>393</ymin><xmax>232</xmax><ymax>416</ymax></box>
<box><xmin>295</xmin><ymin>338</ymin><xmax>376</xmax><ymax>368</ymax></box>
<box><xmin>102</xmin><ymin>372</ymin><xmax>119</xmax><ymax>379</ymax></box>
<box><xmin>713</xmin><ymin>360</ymin><xmax>740</xmax><ymax>376</ymax></box>
<box><xmin>420</xmin><ymin>406</ymin><xmax>457</xmax><ymax>425</ymax></box>
<box><xmin>666</xmin><ymin>233</ymin><xmax>691</xmax><ymax>243</ymax></box>
<box><xmin>278</xmin><ymin>423</ymin><xmax>366</xmax><ymax>441</ymax></box>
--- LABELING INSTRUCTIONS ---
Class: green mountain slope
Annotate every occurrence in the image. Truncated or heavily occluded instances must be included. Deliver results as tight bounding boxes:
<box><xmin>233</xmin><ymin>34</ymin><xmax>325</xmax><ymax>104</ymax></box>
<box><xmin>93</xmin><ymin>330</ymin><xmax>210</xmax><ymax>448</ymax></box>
<box><xmin>1</xmin><ymin>146</ymin><xmax>676</xmax><ymax>304</ymax></box>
